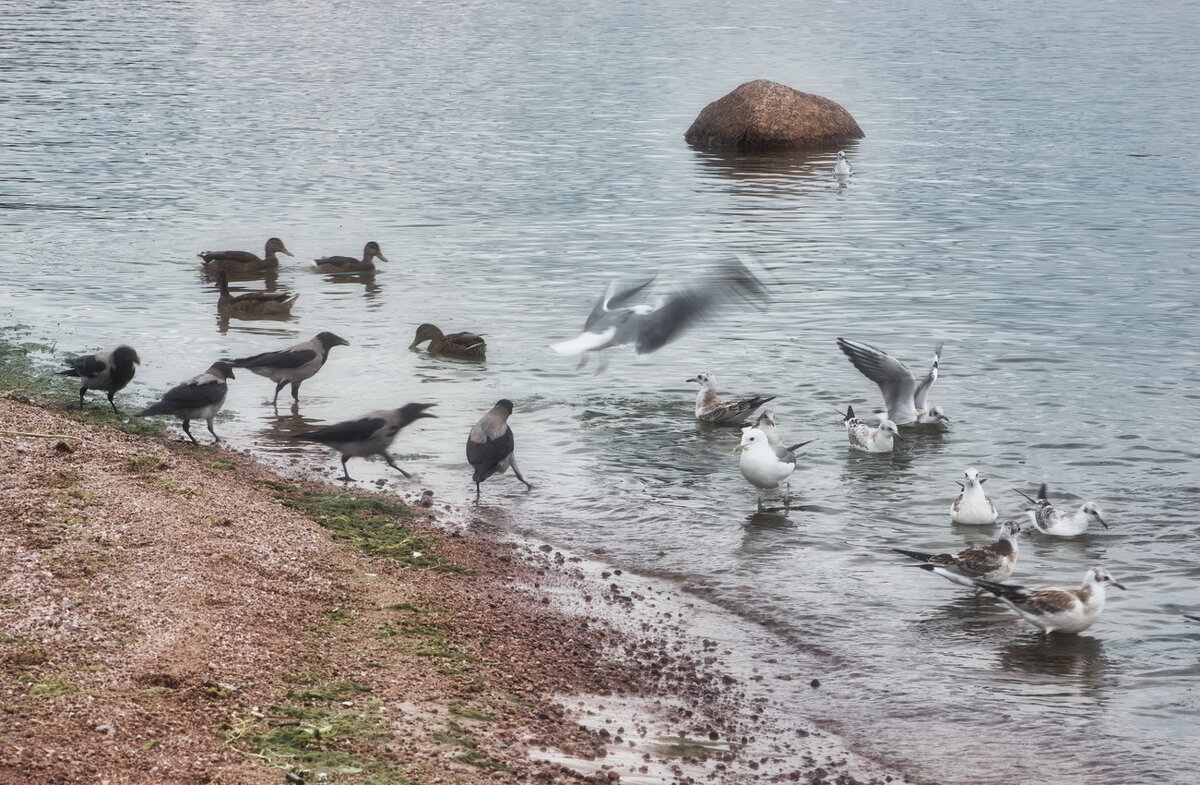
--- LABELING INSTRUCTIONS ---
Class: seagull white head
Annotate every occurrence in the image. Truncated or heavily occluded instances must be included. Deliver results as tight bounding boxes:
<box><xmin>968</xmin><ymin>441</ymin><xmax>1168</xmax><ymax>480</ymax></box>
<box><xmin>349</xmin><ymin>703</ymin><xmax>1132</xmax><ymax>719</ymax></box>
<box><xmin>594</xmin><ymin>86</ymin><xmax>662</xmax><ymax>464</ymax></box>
<box><xmin>687</xmin><ymin>371</ymin><xmax>716</xmax><ymax>390</ymax></box>
<box><xmin>837</xmin><ymin>151</ymin><xmax>847</xmax><ymax>160</ymax></box>
<box><xmin>926</xmin><ymin>405</ymin><xmax>950</xmax><ymax>423</ymax></box>
<box><xmin>733</xmin><ymin>427</ymin><xmax>766</xmax><ymax>453</ymax></box>
<box><xmin>964</xmin><ymin>467</ymin><xmax>984</xmax><ymax>485</ymax></box>
<box><xmin>998</xmin><ymin>519</ymin><xmax>1022</xmax><ymax>539</ymax></box>
<box><xmin>1087</xmin><ymin>566</ymin><xmax>1125</xmax><ymax>590</ymax></box>
<box><xmin>1080</xmin><ymin>501</ymin><xmax>1108</xmax><ymax>529</ymax></box>
<box><xmin>879</xmin><ymin>419</ymin><xmax>903</xmax><ymax>440</ymax></box>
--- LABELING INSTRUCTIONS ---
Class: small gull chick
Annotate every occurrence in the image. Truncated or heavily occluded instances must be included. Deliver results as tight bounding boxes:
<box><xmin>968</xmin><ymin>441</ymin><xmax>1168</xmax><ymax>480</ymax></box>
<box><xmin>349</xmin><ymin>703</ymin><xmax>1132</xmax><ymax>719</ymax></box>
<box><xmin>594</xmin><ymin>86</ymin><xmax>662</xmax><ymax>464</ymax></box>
<box><xmin>1018</xmin><ymin>483</ymin><xmax>1107</xmax><ymax>537</ymax></box>
<box><xmin>951</xmin><ymin>467</ymin><xmax>998</xmax><ymax>525</ymax></box>
<box><xmin>974</xmin><ymin>567</ymin><xmax>1126</xmax><ymax>634</ymax></box>
<box><xmin>836</xmin><ymin>338</ymin><xmax>948</xmax><ymax>425</ymax></box>
<box><xmin>842</xmin><ymin>404</ymin><xmax>902</xmax><ymax>453</ymax></box>
<box><xmin>291</xmin><ymin>403</ymin><xmax>436</xmax><ymax>482</ymax></box>
<box><xmin>136</xmin><ymin>361</ymin><xmax>235</xmax><ymax>445</ymax></box>
<box><xmin>898</xmin><ymin>520</ymin><xmax>1022</xmax><ymax>589</ymax></box>
<box><xmin>550</xmin><ymin>258</ymin><xmax>767</xmax><ymax>361</ymax></box>
<box><xmin>467</xmin><ymin>399</ymin><xmax>533</xmax><ymax>498</ymax></box>
<box><xmin>834</xmin><ymin>151</ymin><xmax>853</xmax><ymax>177</ymax></box>
<box><xmin>228</xmin><ymin>332</ymin><xmax>350</xmax><ymax>405</ymax></box>
<box><xmin>687</xmin><ymin>371</ymin><xmax>775</xmax><ymax>424</ymax></box>
<box><xmin>733</xmin><ymin>427</ymin><xmax>812</xmax><ymax>503</ymax></box>
<box><xmin>58</xmin><ymin>345</ymin><xmax>141</xmax><ymax>414</ymax></box>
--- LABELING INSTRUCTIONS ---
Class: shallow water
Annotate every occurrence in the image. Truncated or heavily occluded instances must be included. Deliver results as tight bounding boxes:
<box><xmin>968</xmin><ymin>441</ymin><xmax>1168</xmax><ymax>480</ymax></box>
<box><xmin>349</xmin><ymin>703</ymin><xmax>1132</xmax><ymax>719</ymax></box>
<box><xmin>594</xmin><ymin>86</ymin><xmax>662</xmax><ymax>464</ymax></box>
<box><xmin>3</xmin><ymin>1</ymin><xmax>1200</xmax><ymax>782</ymax></box>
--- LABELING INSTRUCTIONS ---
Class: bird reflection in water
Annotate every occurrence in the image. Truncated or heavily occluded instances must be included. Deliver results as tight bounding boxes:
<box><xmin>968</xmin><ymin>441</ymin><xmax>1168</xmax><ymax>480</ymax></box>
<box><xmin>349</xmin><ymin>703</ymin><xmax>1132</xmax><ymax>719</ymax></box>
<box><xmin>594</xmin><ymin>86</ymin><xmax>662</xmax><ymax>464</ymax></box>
<box><xmin>321</xmin><ymin>271</ymin><xmax>382</xmax><ymax>304</ymax></box>
<box><xmin>260</xmin><ymin>402</ymin><xmax>327</xmax><ymax>444</ymax></box>
<box><xmin>996</xmin><ymin>633</ymin><xmax>1115</xmax><ymax>706</ymax></box>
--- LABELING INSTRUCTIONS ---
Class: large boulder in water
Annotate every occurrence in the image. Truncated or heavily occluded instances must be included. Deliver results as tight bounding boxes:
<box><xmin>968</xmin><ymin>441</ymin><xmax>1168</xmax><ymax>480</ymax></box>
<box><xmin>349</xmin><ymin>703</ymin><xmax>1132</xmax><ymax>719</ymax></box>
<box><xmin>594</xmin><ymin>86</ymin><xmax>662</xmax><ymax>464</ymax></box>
<box><xmin>685</xmin><ymin>80</ymin><xmax>864</xmax><ymax>151</ymax></box>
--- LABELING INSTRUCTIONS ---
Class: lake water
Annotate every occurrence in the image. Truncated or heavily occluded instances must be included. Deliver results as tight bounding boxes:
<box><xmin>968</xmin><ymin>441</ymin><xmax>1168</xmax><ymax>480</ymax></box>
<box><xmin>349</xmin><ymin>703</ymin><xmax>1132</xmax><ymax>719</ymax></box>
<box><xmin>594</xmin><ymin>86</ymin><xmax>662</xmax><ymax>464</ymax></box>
<box><xmin>2</xmin><ymin>1</ymin><xmax>1199</xmax><ymax>782</ymax></box>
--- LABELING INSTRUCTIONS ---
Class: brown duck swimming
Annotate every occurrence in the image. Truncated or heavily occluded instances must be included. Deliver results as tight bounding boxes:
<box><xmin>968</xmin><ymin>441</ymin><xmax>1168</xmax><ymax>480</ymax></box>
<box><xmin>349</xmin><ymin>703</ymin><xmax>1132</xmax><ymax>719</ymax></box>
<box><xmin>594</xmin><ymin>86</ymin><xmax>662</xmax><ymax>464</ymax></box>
<box><xmin>216</xmin><ymin>270</ymin><xmax>297</xmax><ymax>316</ymax></box>
<box><xmin>198</xmin><ymin>237</ymin><xmax>293</xmax><ymax>272</ymax></box>
<box><xmin>314</xmin><ymin>241</ymin><xmax>388</xmax><ymax>273</ymax></box>
<box><xmin>410</xmin><ymin>323</ymin><xmax>486</xmax><ymax>358</ymax></box>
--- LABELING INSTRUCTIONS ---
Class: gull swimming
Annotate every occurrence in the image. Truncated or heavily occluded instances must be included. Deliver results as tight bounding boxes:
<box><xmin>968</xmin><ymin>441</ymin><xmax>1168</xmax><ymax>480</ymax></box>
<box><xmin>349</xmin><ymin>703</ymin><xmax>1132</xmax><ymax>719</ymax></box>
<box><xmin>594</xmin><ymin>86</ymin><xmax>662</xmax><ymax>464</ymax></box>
<box><xmin>687</xmin><ymin>371</ymin><xmax>775</xmax><ymax>424</ymax></box>
<box><xmin>550</xmin><ymin>258</ymin><xmax>768</xmax><ymax>361</ymax></box>
<box><xmin>1017</xmin><ymin>483</ymin><xmax>1108</xmax><ymax>537</ymax></box>
<box><xmin>974</xmin><ymin>567</ymin><xmax>1126</xmax><ymax>634</ymax></box>
<box><xmin>733</xmin><ymin>427</ymin><xmax>812</xmax><ymax>503</ymax></box>
<box><xmin>842</xmin><ymin>404</ymin><xmax>902</xmax><ymax>453</ymax></box>
<box><xmin>836</xmin><ymin>338</ymin><xmax>948</xmax><ymax>425</ymax></box>
<box><xmin>898</xmin><ymin>520</ymin><xmax>1022</xmax><ymax>589</ymax></box>
<box><xmin>834</xmin><ymin>151</ymin><xmax>853</xmax><ymax>177</ymax></box>
<box><xmin>744</xmin><ymin>408</ymin><xmax>782</xmax><ymax>446</ymax></box>
<box><xmin>951</xmin><ymin>467</ymin><xmax>999</xmax><ymax>525</ymax></box>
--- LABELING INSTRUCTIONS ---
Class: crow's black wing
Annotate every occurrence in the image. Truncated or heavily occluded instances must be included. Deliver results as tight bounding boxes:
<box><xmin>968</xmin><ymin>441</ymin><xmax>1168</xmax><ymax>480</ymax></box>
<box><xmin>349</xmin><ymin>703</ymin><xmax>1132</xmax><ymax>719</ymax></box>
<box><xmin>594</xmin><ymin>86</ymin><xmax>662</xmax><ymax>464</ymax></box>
<box><xmin>232</xmin><ymin>348</ymin><xmax>316</xmax><ymax>370</ymax></box>
<box><xmin>293</xmin><ymin>417</ymin><xmax>384</xmax><ymax>445</ymax></box>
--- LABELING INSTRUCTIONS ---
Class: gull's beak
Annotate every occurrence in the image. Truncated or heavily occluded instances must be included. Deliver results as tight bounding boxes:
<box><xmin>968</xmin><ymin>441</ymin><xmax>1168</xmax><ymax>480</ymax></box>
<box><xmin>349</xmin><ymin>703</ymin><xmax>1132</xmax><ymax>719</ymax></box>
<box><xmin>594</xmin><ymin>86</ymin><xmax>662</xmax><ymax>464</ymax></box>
<box><xmin>892</xmin><ymin>431</ymin><xmax>906</xmax><ymax>442</ymax></box>
<box><xmin>1111</xmin><ymin>579</ymin><xmax>1126</xmax><ymax>590</ymax></box>
<box><xmin>979</xmin><ymin>478</ymin><xmax>987</xmax><ymax>485</ymax></box>
<box><xmin>732</xmin><ymin>444</ymin><xmax>746</xmax><ymax>454</ymax></box>
<box><xmin>1096</xmin><ymin>514</ymin><xmax>1109</xmax><ymax>529</ymax></box>
<box><xmin>280</xmin><ymin>246</ymin><xmax>294</xmax><ymax>257</ymax></box>
<box><xmin>686</xmin><ymin>377</ymin><xmax>699</xmax><ymax>383</ymax></box>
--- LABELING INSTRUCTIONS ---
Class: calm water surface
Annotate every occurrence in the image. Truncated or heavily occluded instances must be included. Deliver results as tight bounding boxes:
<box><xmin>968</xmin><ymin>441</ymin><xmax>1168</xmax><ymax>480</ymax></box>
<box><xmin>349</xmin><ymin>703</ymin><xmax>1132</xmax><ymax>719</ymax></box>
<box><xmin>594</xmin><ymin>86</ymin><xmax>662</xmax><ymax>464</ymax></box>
<box><xmin>3</xmin><ymin>1</ymin><xmax>1199</xmax><ymax>783</ymax></box>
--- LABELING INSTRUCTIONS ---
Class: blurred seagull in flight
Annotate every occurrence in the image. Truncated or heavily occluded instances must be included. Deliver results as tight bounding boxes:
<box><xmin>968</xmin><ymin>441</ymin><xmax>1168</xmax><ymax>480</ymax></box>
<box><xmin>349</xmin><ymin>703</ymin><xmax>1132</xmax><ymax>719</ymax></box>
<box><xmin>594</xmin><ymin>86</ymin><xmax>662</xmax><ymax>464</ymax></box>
<box><xmin>951</xmin><ymin>467</ymin><xmax>999</xmax><ymax>525</ymax></box>
<box><xmin>836</xmin><ymin>338</ymin><xmax>948</xmax><ymax>425</ymax></box>
<box><xmin>551</xmin><ymin>258</ymin><xmax>768</xmax><ymax>369</ymax></box>
<box><xmin>1017</xmin><ymin>483</ymin><xmax>1108</xmax><ymax>537</ymax></box>
<box><xmin>974</xmin><ymin>567</ymin><xmax>1125</xmax><ymax>634</ymax></box>
<box><xmin>898</xmin><ymin>520</ymin><xmax>1022</xmax><ymax>589</ymax></box>
<box><xmin>687</xmin><ymin>371</ymin><xmax>775</xmax><ymax>424</ymax></box>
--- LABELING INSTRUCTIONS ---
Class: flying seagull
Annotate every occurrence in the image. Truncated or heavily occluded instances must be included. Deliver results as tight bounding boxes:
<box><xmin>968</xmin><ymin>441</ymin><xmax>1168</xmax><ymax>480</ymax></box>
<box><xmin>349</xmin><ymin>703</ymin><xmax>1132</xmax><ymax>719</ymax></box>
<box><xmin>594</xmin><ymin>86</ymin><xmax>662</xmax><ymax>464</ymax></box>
<box><xmin>836</xmin><ymin>338</ymin><xmax>948</xmax><ymax>425</ymax></box>
<box><xmin>291</xmin><ymin>403</ymin><xmax>436</xmax><ymax>482</ymax></box>
<box><xmin>950</xmin><ymin>467</ymin><xmax>999</xmax><ymax>525</ymax></box>
<box><xmin>550</xmin><ymin>258</ymin><xmax>768</xmax><ymax>362</ymax></box>
<box><xmin>974</xmin><ymin>567</ymin><xmax>1125</xmax><ymax>634</ymax></box>
<box><xmin>898</xmin><ymin>520</ymin><xmax>1021</xmax><ymax>589</ymax></box>
<box><xmin>1017</xmin><ymin>483</ymin><xmax>1107</xmax><ymax>537</ymax></box>
<box><xmin>467</xmin><ymin>399</ymin><xmax>533</xmax><ymax>498</ymax></box>
<box><xmin>58</xmin><ymin>345</ymin><xmax>141</xmax><ymax>414</ymax></box>
<box><xmin>137</xmin><ymin>361</ymin><xmax>235</xmax><ymax>445</ymax></box>
<box><xmin>228</xmin><ymin>332</ymin><xmax>349</xmax><ymax>405</ymax></box>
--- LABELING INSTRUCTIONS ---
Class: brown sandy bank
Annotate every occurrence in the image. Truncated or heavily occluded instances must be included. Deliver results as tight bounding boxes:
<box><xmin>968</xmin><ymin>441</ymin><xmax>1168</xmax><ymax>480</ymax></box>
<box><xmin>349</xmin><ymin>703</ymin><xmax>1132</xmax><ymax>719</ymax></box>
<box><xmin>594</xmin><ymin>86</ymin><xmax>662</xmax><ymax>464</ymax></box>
<box><xmin>0</xmin><ymin>396</ymin><xmax>907</xmax><ymax>785</ymax></box>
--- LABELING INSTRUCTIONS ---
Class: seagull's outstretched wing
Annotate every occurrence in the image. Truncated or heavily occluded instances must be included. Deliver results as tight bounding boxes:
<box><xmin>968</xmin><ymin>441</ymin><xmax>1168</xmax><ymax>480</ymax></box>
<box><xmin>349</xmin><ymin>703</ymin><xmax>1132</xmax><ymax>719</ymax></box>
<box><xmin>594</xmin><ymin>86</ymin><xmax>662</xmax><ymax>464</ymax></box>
<box><xmin>836</xmin><ymin>338</ymin><xmax>917</xmax><ymax>424</ymax></box>
<box><xmin>584</xmin><ymin>277</ymin><xmax>656</xmax><ymax>331</ymax></box>
<box><xmin>633</xmin><ymin>260</ymin><xmax>767</xmax><ymax>354</ymax></box>
<box><xmin>913</xmin><ymin>342</ymin><xmax>944</xmax><ymax>411</ymax></box>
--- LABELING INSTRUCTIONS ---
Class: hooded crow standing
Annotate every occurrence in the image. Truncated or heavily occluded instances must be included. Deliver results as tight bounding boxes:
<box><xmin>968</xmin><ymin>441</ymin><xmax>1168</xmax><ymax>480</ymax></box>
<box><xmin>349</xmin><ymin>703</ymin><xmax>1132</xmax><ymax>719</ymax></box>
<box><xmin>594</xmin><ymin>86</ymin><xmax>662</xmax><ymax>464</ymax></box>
<box><xmin>137</xmin><ymin>361</ymin><xmax>235</xmax><ymax>445</ymax></box>
<box><xmin>228</xmin><ymin>332</ymin><xmax>349</xmax><ymax>405</ymax></box>
<box><xmin>291</xmin><ymin>403</ymin><xmax>437</xmax><ymax>481</ymax></box>
<box><xmin>467</xmin><ymin>399</ymin><xmax>532</xmax><ymax>498</ymax></box>
<box><xmin>58</xmin><ymin>345</ymin><xmax>141</xmax><ymax>414</ymax></box>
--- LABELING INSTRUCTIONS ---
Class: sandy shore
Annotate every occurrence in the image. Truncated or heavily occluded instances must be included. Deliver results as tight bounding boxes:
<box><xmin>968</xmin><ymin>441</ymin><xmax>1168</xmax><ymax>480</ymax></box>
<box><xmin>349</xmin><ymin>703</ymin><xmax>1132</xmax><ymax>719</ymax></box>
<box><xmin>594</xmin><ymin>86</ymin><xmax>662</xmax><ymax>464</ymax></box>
<box><xmin>0</xmin><ymin>395</ymin><xmax>908</xmax><ymax>785</ymax></box>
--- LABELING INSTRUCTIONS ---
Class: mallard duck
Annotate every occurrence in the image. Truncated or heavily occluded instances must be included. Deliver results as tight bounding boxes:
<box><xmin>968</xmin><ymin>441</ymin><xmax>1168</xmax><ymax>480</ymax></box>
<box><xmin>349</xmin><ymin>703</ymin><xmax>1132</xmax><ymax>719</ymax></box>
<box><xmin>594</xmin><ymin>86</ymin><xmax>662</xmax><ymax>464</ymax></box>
<box><xmin>216</xmin><ymin>270</ymin><xmax>297</xmax><ymax>315</ymax></box>
<box><xmin>314</xmin><ymin>241</ymin><xmax>388</xmax><ymax>273</ymax></box>
<box><xmin>410</xmin><ymin>323</ymin><xmax>486</xmax><ymax>358</ymax></box>
<box><xmin>198</xmin><ymin>237</ymin><xmax>293</xmax><ymax>272</ymax></box>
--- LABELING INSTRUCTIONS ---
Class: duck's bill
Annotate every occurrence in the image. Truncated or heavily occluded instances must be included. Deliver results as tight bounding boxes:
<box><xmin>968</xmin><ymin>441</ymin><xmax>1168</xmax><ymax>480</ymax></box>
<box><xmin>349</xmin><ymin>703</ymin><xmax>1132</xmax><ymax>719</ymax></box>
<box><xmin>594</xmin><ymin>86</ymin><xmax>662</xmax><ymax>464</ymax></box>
<box><xmin>377</xmin><ymin>254</ymin><xmax>390</xmax><ymax>263</ymax></box>
<box><xmin>280</xmin><ymin>247</ymin><xmax>295</xmax><ymax>257</ymax></box>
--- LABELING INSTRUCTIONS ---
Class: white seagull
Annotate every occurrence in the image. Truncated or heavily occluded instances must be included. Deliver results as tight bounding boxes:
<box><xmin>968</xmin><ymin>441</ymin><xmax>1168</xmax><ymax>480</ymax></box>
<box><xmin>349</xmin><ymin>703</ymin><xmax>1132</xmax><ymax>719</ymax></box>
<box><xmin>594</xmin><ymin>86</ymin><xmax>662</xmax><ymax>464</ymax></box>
<box><xmin>836</xmin><ymin>338</ymin><xmax>949</xmax><ymax>425</ymax></box>
<box><xmin>974</xmin><ymin>567</ymin><xmax>1126</xmax><ymax>634</ymax></box>
<box><xmin>842</xmin><ymin>404</ymin><xmax>902</xmax><ymax>453</ymax></box>
<box><xmin>951</xmin><ymin>467</ymin><xmax>999</xmax><ymax>525</ymax></box>
<box><xmin>898</xmin><ymin>520</ymin><xmax>1022</xmax><ymax>589</ymax></box>
<box><xmin>834</xmin><ymin>151</ymin><xmax>853</xmax><ymax>177</ymax></box>
<box><xmin>1017</xmin><ymin>483</ymin><xmax>1108</xmax><ymax>537</ymax></box>
<box><xmin>733</xmin><ymin>427</ymin><xmax>811</xmax><ymax>503</ymax></box>
<box><xmin>687</xmin><ymin>371</ymin><xmax>775</xmax><ymax>424</ymax></box>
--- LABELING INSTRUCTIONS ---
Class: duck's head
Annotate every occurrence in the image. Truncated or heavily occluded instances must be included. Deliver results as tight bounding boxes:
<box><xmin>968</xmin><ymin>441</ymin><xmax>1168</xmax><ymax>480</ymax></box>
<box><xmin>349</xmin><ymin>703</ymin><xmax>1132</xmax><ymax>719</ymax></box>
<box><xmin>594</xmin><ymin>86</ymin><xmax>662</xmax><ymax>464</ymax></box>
<box><xmin>410</xmin><ymin>323</ymin><xmax>443</xmax><ymax>348</ymax></box>
<box><xmin>364</xmin><ymin>241</ymin><xmax>389</xmax><ymax>263</ymax></box>
<box><xmin>1086</xmin><ymin>566</ymin><xmax>1125</xmax><ymax>590</ymax></box>
<box><xmin>1081</xmin><ymin>502</ymin><xmax>1108</xmax><ymax>529</ymax></box>
<box><xmin>266</xmin><ymin>237</ymin><xmax>293</xmax><ymax>257</ymax></box>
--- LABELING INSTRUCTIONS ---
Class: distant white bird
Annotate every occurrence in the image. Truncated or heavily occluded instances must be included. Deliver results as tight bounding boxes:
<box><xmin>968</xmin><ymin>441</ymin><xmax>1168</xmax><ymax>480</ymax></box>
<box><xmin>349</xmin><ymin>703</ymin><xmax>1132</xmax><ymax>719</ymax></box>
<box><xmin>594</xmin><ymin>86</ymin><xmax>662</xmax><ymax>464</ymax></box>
<box><xmin>291</xmin><ymin>403</ymin><xmax>436</xmax><ymax>482</ymax></box>
<box><xmin>898</xmin><ymin>520</ymin><xmax>1022</xmax><ymax>589</ymax></box>
<box><xmin>550</xmin><ymin>259</ymin><xmax>768</xmax><ymax>361</ymax></box>
<box><xmin>1017</xmin><ymin>483</ymin><xmax>1108</xmax><ymax>537</ymax></box>
<box><xmin>229</xmin><ymin>331</ymin><xmax>350</xmax><ymax>405</ymax></box>
<box><xmin>58</xmin><ymin>345</ymin><xmax>141</xmax><ymax>414</ymax></box>
<box><xmin>467</xmin><ymin>399</ymin><xmax>533</xmax><ymax>498</ymax></box>
<box><xmin>137</xmin><ymin>361</ymin><xmax>235</xmax><ymax>445</ymax></box>
<box><xmin>951</xmin><ymin>467</ymin><xmax>998</xmax><ymax>525</ymax></box>
<box><xmin>687</xmin><ymin>371</ymin><xmax>775</xmax><ymax>424</ymax></box>
<box><xmin>842</xmin><ymin>404</ymin><xmax>902</xmax><ymax>453</ymax></box>
<box><xmin>836</xmin><ymin>338</ymin><xmax>948</xmax><ymax>425</ymax></box>
<box><xmin>733</xmin><ymin>427</ymin><xmax>811</xmax><ymax>503</ymax></box>
<box><xmin>834</xmin><ymin>150</ymin><xmax>853</xmax><ymax>177</ymax></box>
<box><xmin>974</xmin><ymin>567</ymin><xmax>1126</xmax><ymax>634</ymax></box>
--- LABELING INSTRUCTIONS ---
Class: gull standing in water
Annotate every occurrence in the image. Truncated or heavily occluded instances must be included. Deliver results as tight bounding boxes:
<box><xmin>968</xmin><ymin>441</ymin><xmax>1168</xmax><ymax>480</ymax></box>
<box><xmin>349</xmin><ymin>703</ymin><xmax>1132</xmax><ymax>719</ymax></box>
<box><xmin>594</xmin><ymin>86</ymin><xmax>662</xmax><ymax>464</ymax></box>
<box><xmin>974</xmin><ymin>567</ymin><xmax>1126</xmax><ymax>634</ymax></box>
<box><xmin>951</xmin><ymin>467</ymin><xmax>999</xmax><ymax>525</ymax></box>
<box><xmin>733</xmin><ymin>427</ymin><xmax>812</xmax><ymax>504</ymax></box>
<box><xmin>836</xmin><ymin>338</ymin><xmax>949</xmax><ymax>425</ymax></box>
<box><xmin>1017</xmin><ymin>483</ymin><xmax>1108</xmax><ymax>537</ymax></box>
<box><xmin>898</xmin><ymin>520</ymin><xmax>1022</xmax><ymax>589</ymax></box>
<box><xmin>842</xmin><ymin>404</ymin><xmax>902</xmax><ymax>453</ymax></box>
<box><xmin>550</xmin><ymin>258</ymin><xmax>768</xmax><ymax>367</ymax></box>
<box><xmin>687</xmin><ymin>371</ymin><xmax>775</xmax><ymax>424</ymax></box>
<box><xmin>834</xmin><ymin>151</ymin><xmax>853</xmax><ymax>177</ymax></box>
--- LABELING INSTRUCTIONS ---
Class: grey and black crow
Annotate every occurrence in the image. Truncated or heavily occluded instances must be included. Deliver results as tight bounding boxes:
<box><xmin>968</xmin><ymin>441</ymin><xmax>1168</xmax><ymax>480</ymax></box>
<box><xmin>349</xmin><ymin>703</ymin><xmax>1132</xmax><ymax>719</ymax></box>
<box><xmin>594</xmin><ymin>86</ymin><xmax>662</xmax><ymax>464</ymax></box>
<box><xmin>58</xmin><ymin>345</ymin><xmax>141</xmax><ymax>414</ymax></box>
<box><xmin>137</xmin><ymin>361</ymin><xmax>235</xmax><ymax>445</ymax></box>
<box><xmin>228</xmin><ymin>332</ymin><xmax>349</xmax><ymax>405</ymax></box>
<box><xmin>291</xmin><ymin>403</ymin><xmax>437</xmax><ymax>482</ymax></box>
<box><xmin>467</xmin><ymin>399</ymin><xmax>532</xmax><ymax>498</ymax></box>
